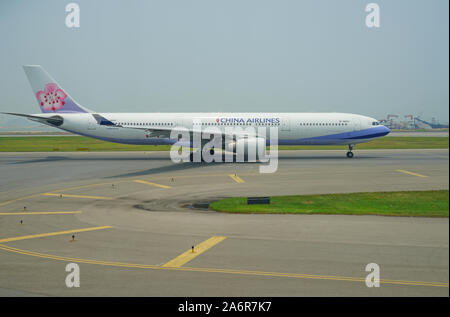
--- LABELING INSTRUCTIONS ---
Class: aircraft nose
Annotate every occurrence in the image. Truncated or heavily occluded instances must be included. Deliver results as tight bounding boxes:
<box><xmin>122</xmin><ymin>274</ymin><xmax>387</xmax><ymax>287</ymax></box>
<box><xmin>382</xmin><ymin>125</ymin><xmax>390</xmax><ymax>135</ymax></box>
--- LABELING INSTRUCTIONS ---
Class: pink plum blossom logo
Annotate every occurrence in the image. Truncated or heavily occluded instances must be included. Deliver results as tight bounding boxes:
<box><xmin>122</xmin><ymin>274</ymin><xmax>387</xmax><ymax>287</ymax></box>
<box><xmin>36</xmin><ymin>83</ymin><xmax>67</xmax><ymax>111</ymax></box>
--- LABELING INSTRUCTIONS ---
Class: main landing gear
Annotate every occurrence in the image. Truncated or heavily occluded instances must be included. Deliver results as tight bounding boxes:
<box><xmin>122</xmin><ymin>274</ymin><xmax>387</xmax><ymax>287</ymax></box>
<box><xmin>346</xmin><ymin>144</ymin><xmax>354</xmax><ymax>158</ymax></box>
<box><xmin>188</xmin><ymin>148</ymin><xmax>217</xmax><ymax>162</ymax></box>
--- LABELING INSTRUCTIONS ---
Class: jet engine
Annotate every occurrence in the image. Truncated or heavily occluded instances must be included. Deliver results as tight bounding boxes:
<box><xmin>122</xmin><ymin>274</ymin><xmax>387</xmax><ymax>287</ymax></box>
<box><xmin>226</xmin><ymin>137</ymin><xmax>266</xmax><ymax>162</ymax></box>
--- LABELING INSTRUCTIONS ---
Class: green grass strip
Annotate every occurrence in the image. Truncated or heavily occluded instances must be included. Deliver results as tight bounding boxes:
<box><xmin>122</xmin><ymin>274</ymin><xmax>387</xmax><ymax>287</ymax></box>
<box><xmin>0</xmin><ymin>136</ymin><xmax>447</xmax><ymax>152</ymax></box>
<box><xmin>209</xmin><ymin>190</ymin><xmax>449</xmax><ymax>217</ymax></box>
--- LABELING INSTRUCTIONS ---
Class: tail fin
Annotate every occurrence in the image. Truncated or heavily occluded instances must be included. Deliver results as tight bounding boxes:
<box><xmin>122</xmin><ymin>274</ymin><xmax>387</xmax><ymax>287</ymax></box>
<box><xmin>23</xmin><ymin>65</ymin><xmax>91</xmax><ymax>113</ymax></box>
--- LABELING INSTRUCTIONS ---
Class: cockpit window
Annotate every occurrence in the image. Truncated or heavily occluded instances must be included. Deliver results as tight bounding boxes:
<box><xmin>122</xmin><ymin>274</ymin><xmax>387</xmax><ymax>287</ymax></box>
<box><xmin>372</xmin><ymin>121</ymin><xmax>380</xmax><ymax>126</ymax></box>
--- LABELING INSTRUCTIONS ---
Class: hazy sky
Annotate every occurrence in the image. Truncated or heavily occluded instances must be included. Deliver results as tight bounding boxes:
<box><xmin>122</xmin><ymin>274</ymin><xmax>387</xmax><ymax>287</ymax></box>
<box><xmin>0</xmin><ymin>0</ymin><xmax>448</xmax><ymax>123</ymax></box>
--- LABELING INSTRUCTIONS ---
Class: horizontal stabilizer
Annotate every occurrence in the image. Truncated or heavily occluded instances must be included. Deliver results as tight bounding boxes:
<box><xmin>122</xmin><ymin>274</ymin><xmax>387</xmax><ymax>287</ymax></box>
<box><xmin>1</xmin><ymin>112</ymin><xmax>64</xmax><ymax>127</ymax></box>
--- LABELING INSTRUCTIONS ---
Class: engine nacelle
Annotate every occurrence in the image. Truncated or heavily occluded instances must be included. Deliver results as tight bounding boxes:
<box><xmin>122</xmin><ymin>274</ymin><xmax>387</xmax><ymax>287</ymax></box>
<box><xmin>226</xmin><ymin>137</ymin><xmax>266</xmax><ymax>162</ymax></box>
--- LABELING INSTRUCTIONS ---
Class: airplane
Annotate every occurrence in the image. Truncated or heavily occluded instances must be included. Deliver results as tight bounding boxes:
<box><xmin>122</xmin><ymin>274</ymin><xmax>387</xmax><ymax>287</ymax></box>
<box><xmin>2</xmin><ymin>65</ymin><xmax>390</xmax><ymax>160</ymax></box>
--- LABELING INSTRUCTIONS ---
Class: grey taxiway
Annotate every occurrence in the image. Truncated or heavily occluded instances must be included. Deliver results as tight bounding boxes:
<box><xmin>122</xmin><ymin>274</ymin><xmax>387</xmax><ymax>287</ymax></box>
<box><xmin>0</xmin><ymin>149</ymin><xmax>448</xmax><ymax>296</ymax></box>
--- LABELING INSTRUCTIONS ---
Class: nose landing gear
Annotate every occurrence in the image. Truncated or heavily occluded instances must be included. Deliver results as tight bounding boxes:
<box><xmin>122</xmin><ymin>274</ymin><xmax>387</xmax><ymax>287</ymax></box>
<box><xmin>346</xmin><ymin>144</ymin><xmax>354</xmax><ymax>158</ymax></box>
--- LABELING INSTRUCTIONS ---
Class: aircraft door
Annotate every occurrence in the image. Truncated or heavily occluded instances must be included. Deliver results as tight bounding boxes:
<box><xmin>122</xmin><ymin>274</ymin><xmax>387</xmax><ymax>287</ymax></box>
<box><xmin>353</xmin><ymin>118</ymin><xmax>362</xmax><ymax>131</ymax></box>
<box><xmin>280</xmin><ymin>117</ymin><xmax>291</xmax><ymax>138</ymax></box>
<box><xmin>280</xmin><ymin>117</ymin><xmax>291</xmax><ymax>132</ymax></box>
<box><xmin>87</xmin><ymin>117</ymin><xmax>97</xmax><ymax>130</ymax></box>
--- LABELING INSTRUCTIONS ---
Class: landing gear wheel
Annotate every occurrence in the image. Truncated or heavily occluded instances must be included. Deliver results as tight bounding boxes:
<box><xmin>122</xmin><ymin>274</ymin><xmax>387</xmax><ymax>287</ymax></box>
<box><xmin>346</xmin><ymin>144</ymin><xmax>354</xmax><ymax>158</ymax></box>
<box><xmin>189</xmin><ymin>151</ymin><xmax>206</xmax><ymax>162</ymax></box>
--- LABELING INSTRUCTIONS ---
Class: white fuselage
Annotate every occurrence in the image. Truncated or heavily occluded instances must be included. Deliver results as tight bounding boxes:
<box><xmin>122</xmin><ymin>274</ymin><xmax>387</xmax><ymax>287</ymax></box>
<box><xmin>34</xmin><ymin>112</ymin><xmax>390</xmax><ymax>146</ymax></box>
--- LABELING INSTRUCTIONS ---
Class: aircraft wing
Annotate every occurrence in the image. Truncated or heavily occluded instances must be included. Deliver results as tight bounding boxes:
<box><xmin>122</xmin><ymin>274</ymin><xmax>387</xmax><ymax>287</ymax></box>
<box><xmin>118</xmin><ymin>124</ymin><xmax>260</xmax><ymax>141</ymax></box>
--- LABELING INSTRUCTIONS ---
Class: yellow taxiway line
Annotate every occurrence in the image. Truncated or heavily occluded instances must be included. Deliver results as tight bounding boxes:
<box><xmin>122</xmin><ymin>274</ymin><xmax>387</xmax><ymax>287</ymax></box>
<box><xmin>0</xmin><ymin>226</ymin><xmax>112</xmax><ymax>243</ymax></box>
<box><xmin>48</xmin><ymin>180</ymin><xmax>130</xmax><ymax>193</ymax></box>
<box><xmin>0</xmin><ymin>194</ymin><xmax>42</xmax><ymax>207</ymax></box>
<box><xmin>162</xmin><ymin>236</ymin><xmax>227</xmax><ymax>268</ymax></box>
<box><xmin>42</xmin><ymin>193</ymin><xmax>113</xmax><ymax>200</ymax></box>
<box><xmin>133</xmin><ymin>179</ymin><xmax>171</xmax><ymax>189</ymax></box>
<box><xmin>229</xmin><ymin>174</ymin><xmax>245</xmax><ymax>183</ymax></box>
<box><xmin>396</xmin><ymin>169</ymin><xmax>428</xmax><ymax>178</ymax></box>
<box><xmin>0</xmin><ymin>211</ymin><xmax>81</xmax><ymax>215</ymax></box>
<box><xmin>0</xmin><ymin>243</ymin><xmax>446</xmax><ymax>288</ymax></box>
